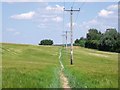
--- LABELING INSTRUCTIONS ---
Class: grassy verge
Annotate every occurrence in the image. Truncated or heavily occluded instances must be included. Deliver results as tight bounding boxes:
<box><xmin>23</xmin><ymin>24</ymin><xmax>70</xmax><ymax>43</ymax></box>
<box><xmin>2</xmin><ymin>43</ymin><xmax>61</xmax><ymax>88</ymax></box>
<box><xmin>62</xmin><ymin>46</ymin><xmax>118</xmax><ymax>88</ymax></box>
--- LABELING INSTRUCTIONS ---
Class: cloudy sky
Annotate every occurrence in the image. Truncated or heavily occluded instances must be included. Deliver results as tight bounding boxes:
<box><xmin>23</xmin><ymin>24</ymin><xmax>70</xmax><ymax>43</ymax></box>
<box><xmin>2</xmin><ymin>1</ymin><xmax>118</xmax><ymax>45</ymax></box>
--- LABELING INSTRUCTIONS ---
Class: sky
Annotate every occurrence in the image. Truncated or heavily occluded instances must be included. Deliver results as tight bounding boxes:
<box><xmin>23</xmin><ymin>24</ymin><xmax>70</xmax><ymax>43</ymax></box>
<box><xmin>1</xmin><ymin>1</ymin><xmax>118</xmax><ymax>45</ymax></box>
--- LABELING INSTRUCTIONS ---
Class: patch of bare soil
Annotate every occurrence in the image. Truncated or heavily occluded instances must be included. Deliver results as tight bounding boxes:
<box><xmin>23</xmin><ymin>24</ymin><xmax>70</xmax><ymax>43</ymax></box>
<box><xmin>59</xmin><ymin>48</ymin><xmax>71</xmax><ymax>89</ymax></box>
<box><xmin>60</xmin><ymin>70</ymin><xmax>70</xmax><ymax>89</ymax></box>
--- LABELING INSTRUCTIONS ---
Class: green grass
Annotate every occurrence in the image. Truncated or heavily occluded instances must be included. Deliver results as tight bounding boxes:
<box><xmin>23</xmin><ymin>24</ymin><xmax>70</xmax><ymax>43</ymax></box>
<box><xmin>1</xmin><ymin>43</ymin><xmax>118</xmax><ymax>88</ymax></box>
<box><xmin>62</xmin><ymin>47</ymin><xmax>118</xmax><ymax>88</ymax></box>
<box><xmin>2</xmin><ymin>43</ymin><xmax>61</xmax><ymax>88</ymax></box>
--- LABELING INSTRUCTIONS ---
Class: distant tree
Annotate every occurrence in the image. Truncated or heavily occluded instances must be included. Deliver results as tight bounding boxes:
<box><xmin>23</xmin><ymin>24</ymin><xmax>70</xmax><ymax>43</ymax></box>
<box><xmin>79</xmin><ymin>37</ymin><xmax>86</xmax><ymax>47</ymax></box>
<box><xmin>116</xmin><ymin>32</ymin><xmax>120</xmax><ymax>52</ymax></box>
<box><xmin>85</xmin><ymin>29</ymin><xmax>102</xmax><ymax>49</ymax></box>
<box><xmin>85</xmin><ymin>40</ymin><xmax>99</xmax><ymax>49</ymax></box>
<box><xmin>39</xmin><ymin>39</ymin><xmax>53</xmax><ymax>45</ymax></box>
<box><xmin>87</xmin><ymin>29</ymin><xmax>102</xmax><ymax>40</ymax></box>
<box><xmin>75</xmin><ymin>39</ymin><xmax>79</xmax><ymax>44</ymax></box>
<box><xmin>74</xmin><ymin>37</ymin><xmax>86</xmax><ymax>47</ymax></box>
<box><xmin>98</xmin><ymin>28</ymin><xmax>118</xmax><ymax>52</ymax></box>
<box><xmin>74</xmin><ymin>28</ymin><xmax>119</xmax><ymax>53</ymax></box>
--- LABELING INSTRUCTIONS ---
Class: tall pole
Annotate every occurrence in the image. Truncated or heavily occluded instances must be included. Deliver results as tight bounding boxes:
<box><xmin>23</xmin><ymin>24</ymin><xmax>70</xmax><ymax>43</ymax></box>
<box><xmin>64</xmin><ymin>7</ymin><xmax>80</xmax><ymax>65</ymax></box>
<box><xmin>70</xmin><ymin>10</ymin><xmax>73</xmax><ymax>65</ymax></box>
<box><xmin>63</xmin><ymin>31</ymin><xmax>70</xmax><ymax>49</ymax></box>
<box><xmin>62</xmin><ymin>34</ymin><xmax>65</xmax><ymax>47</ymax></box>
<box><xmin>64</xmin><ymin>31</ymin><xmax>70</xmax><ymax>49</ymax></box>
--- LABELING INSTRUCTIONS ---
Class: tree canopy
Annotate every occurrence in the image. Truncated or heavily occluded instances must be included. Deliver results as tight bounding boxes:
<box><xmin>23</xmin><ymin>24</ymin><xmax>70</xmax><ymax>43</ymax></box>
<box><xmin>98</xmin><ymin>29</ymin><xmax>119</xmax><ymax>52</ymax></box>
<box><xmin>74</xmin><ymin>37</ymin><xmax>86</xmax><ymax>47</ymax></box>
<box><xmin>87</xmin><ymin>29</ymin><xmax>102</xmax><ymax>40</ymax></box>
<box><xmin>74</xmin><ymin>28</ymin><xmax>120</xmax><ymax>53</ymax></box>
<box><xmin>39</xmin><ymin>39</ymin><xmax>53</xmax><ymax>45</ymax></box>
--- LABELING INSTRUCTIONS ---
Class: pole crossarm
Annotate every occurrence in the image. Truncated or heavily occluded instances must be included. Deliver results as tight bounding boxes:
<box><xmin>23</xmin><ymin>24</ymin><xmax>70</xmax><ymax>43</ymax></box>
<box><xmin>64</xmin><ymin>7</ymin><xmax>80</xmax><ymax>12</ymax></box>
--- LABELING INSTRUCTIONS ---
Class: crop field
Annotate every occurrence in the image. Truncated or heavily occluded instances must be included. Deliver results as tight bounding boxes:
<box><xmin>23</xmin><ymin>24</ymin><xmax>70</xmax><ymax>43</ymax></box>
<box><xmin>62</xmin><ymin>47</ymin><xmax>118</xmax><ymax>88</ymax></box>
<box><xmin>2</xmin><ymin>43</ymin><xmax>61</xmax><ymax>88</ymax></box>
<box><xmin>1</xmin><ymin>43</ymin><xmax>118</xmax><ymax>88</ymax></box>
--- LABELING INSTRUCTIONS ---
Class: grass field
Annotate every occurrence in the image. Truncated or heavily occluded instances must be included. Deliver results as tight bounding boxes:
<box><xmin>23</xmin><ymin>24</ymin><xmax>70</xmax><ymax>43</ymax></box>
<box><xmin>2</xmin><ymin>43</ymin><xmax>61</xmax><ymax>88</ymax></box>
<box><xmin>61</xmin><ymin>47</ymin><xmax>118</xmax><ymax>88</ymax></box>
<box><xmin>1</xmin><ymin>43</ymin><xmax>118</xmax><ymax>88</ymax></box>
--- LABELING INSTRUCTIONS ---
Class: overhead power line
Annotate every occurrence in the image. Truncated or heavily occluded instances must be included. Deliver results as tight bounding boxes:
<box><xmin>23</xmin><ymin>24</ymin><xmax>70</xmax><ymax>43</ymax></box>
<box><xmin>71</xmin><ymin>0</ymin><xmax>75</xmax><ymax>8</ymax></box>
<box><xmin>74</xmin><ymin>2</ymin><xmax>86</xmax><ymax>23</ymax></box>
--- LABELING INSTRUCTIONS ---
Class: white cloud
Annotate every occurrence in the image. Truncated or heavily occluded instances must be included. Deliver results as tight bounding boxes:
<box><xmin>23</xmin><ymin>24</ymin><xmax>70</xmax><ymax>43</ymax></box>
<box><xmin>98</xmin><ymin>4</ymin><xmax>118</xmax><ymax>19</ymax></box>
<box><xmin>11</xmin><ymin>11</ymin><xmax>35</xmax><ymax>20</ymax></box>
<box><xmin>41</xmin><ymin>15</ymin><xmax>56</xmax><ymax>18</ymax></box>
<box><xmin>98</xmin><ymin>9</ymin><xmax>114</xmax><ymax>17</ymax></box>
<box><xmin>98</xmin><ymin>4</ymin><xmax>118</xmax><ymax>18</ymax></box>
<box><xmin>78</xmin><ymin>4</ymin><xmax>118</xmax><ymax>34</ymax></box>
<box><xmin>107</xmin><ymin>4</ymin><xmax>118</xmax><ymax>10</ymax></box>
<box><xmin>10</xmin><ymin>4</ymin><xmax>64</xmax><ymax>23</ymax></box>
<box><xmin>52</xmin><ymin>16</ymin><xmax>63</xmax><ymax>22</ymax></box>
<box><xmin>10</xmin><ymin>4</ymin><xmax>64</xmax><ymax>29</ymax></box>
<box><xmin>80</xmin><ymin>19</ymin><xmax>116</xmax><ymax>31</ymax></box>
<box><xmin>78</xmin><ymin>19</ymin><xmax>98</xmax><ymax>30</ymax></box>
<box><xmin>46</xmin><ymin>5</ymin><xmax>64</xmax><ymax>11</ymax></box>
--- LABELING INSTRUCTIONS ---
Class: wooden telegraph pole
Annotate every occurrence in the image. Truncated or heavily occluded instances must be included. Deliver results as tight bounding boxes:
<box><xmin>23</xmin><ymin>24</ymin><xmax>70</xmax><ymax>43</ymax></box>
<box><xmin>64</xmin><ymin>7</ymin><xmax>80</xmax><ymax>65</ymax></box>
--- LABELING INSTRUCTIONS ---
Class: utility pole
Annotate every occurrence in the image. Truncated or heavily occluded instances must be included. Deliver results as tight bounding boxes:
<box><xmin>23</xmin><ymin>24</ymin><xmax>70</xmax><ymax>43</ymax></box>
<box><xmin>65</xmin><ymin>31</ymin><xmax>68</xmax><ymax>49</ymax></box>
<box><xmin>64</xmin><ymin>7</ymin><xmax>80</xmax><ymax>65</ymax></box>
<box><xmin>63</xmin><ymin>31</ymin><xmax>70</xmax><ymax>49</ymax></box>
<box><xmin>62</xmin><ymin>34</ymin><xmax>65</xmax><ymax>47</ymax></box>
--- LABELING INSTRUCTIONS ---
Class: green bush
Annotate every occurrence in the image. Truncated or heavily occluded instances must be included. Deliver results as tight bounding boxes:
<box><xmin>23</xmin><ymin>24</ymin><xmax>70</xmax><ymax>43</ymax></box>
<box><xmin>39</xmin><ymin>39</ymin><xmax>53</xmax><ymax>45</ymax></box>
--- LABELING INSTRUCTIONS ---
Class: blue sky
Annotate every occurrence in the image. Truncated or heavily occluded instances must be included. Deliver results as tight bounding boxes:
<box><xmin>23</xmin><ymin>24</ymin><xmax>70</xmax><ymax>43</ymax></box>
<box><xmin>2</xmin><ymin>2</ymin><xmax>118</xmax><ymax>45</ymax></box>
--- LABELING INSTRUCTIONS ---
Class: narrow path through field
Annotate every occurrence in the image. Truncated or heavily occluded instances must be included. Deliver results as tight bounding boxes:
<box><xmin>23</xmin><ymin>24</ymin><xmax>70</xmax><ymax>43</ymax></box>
<box><xmin>59</xmin><ymin>49</ymin><xmax>71</xmax><ymax>89</ymax></box>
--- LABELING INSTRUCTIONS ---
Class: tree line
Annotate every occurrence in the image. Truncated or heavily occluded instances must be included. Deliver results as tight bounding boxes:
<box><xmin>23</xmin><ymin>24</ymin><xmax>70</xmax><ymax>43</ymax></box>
<box><xmin>74</xmin><ymin>28</ymin><xmax>120</xmax><ymax>53</ymax></box>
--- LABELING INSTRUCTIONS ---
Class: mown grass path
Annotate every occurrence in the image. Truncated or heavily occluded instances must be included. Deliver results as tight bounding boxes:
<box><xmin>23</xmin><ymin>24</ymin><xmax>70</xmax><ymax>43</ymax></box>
<box><xmin>59</xmin><ymin>48</ymin><xmax>70</xmax><ymax>89</ymax></box>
